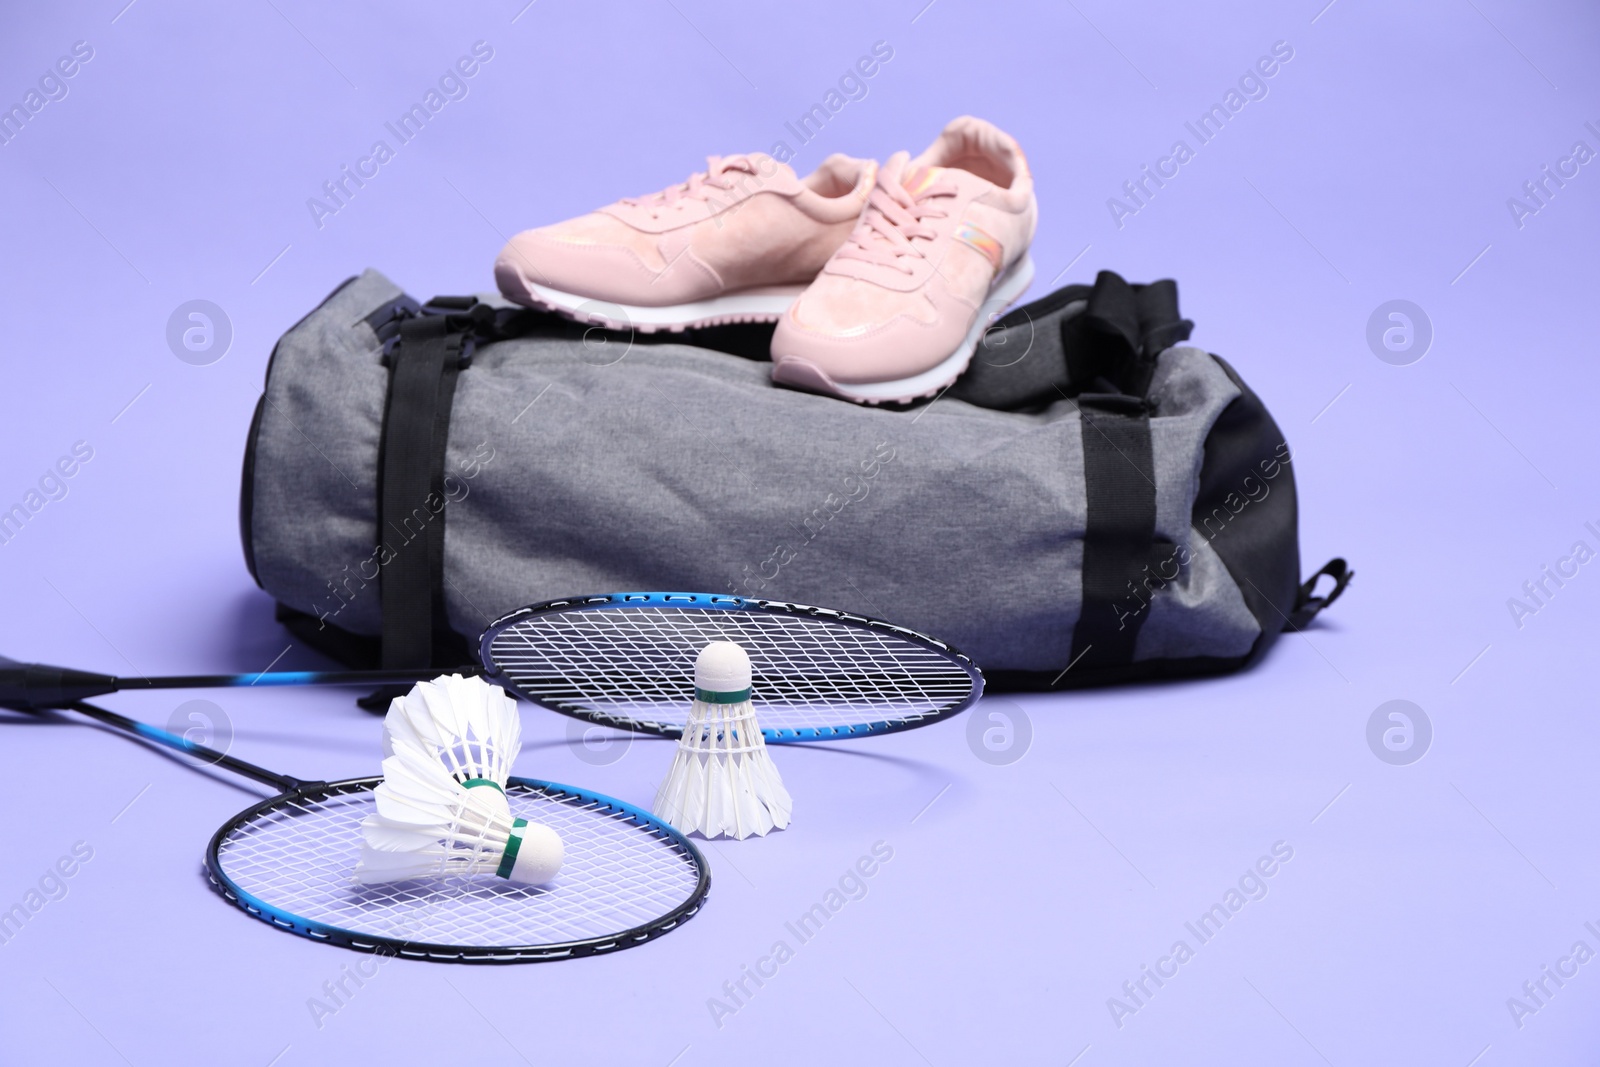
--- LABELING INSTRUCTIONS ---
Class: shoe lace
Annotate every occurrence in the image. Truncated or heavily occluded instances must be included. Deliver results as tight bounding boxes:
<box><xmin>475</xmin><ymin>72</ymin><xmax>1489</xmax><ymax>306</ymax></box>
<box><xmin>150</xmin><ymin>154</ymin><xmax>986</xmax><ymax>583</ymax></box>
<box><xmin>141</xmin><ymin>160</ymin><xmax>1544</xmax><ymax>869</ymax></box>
<box><xmin>621</xmin><ymin>155</ymin><xmax>762</xmax><ymax>218</ymax></box>
<box><xmin>833</xmin><ymin>166</ymin><xmax>958</xmax><ymax>274</ymax></box>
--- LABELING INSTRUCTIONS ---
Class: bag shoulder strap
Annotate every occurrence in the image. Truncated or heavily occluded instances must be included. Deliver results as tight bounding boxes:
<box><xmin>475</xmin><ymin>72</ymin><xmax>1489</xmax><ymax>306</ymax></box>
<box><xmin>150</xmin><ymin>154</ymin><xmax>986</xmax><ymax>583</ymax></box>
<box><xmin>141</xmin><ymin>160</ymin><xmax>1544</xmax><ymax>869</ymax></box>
<box><xmin>376</xmin><ymin>307</ymin><xmax>476</xmax><ymax>669</ymax></box>
<box><xmin>1068</xmin><ymin>393</ymin><xmax>1158</xmax><ymax>670</ymax></box>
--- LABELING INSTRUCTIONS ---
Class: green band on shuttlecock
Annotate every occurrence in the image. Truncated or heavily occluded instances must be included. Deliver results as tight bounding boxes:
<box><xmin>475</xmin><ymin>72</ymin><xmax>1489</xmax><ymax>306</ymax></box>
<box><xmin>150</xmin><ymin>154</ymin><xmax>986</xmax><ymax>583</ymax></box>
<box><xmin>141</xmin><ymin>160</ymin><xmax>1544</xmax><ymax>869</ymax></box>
<box><xmin>496</xmin><ymin>818</ymin><xmax>529</xmax><ymax>880</ymax></box>
<box><xmin>460</xmin><ymin>778</ymin><xmax>504</xmax><ymax>794</ymax></box>
<box><xmin>695</xmin><ymin>687</ymin><xmax>751</xmax><ymax>703</ymax></box>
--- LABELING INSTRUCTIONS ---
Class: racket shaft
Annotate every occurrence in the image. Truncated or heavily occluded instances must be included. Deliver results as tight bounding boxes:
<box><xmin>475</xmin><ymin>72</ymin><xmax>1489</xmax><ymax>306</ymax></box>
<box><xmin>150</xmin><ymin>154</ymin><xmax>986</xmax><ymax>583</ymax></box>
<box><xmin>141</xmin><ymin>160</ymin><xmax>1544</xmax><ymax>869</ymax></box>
<box><xmin>68</xmin><ymin>701</ymin><xmax>297</xmax><ymax>790</ymax></box>
<box><xmin>119</xmin><ymin>668</ymin><xmax>477</xmax><ymax>691</ymax></box>
<box><xmin>0</xmin><ymin>662</ymin><xmax>478</xmax><ymax>709</ymax></box>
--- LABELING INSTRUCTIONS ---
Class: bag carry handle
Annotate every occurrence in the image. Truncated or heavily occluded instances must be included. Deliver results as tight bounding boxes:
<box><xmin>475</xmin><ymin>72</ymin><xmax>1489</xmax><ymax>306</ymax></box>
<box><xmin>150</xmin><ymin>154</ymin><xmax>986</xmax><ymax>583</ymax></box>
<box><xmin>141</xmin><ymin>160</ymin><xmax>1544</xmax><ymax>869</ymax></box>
<box><xmin>1285</xmin><ymin>558</ymin><xmax>1352</xmax><ymax>632</ymax></box>
<box><xmin>1067</xmin><ymin>271</ymin><xmax>1194</xmax><ymax>398</ymax></box>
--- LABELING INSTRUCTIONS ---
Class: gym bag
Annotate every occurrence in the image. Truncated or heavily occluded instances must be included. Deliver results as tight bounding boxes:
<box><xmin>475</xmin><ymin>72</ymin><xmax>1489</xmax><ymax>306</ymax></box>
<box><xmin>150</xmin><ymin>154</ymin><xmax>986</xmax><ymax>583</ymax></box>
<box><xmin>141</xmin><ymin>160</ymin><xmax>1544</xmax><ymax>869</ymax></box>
<box><xmin>240</xmin><ymin>268</ymin><xmax>1348</xmax><ymax>689</ymax></box>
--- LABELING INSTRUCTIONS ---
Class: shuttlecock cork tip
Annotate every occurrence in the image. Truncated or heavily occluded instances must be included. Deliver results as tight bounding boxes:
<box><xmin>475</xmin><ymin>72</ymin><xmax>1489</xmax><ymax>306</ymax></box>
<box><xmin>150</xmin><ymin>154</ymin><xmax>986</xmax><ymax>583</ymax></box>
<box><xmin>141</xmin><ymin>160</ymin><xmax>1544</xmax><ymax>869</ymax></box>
<box><xmin>695</xmin><ymin>641</ymin><xmax>751</xmax><ymax>699</ymax></box>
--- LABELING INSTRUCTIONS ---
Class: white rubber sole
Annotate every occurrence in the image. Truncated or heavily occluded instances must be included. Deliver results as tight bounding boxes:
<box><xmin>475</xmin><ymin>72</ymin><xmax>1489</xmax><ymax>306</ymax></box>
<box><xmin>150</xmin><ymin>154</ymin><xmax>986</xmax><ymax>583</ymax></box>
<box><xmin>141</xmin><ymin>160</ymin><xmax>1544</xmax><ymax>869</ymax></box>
<box><xmin>771</xmin><ymin>253</ymin><xmax>1036</xmax><ymax>404</ymax></box>
<box><xmin>504</xmin><ymin>274</ymin><xmax>805</xmax><ymax>334</ymax></box>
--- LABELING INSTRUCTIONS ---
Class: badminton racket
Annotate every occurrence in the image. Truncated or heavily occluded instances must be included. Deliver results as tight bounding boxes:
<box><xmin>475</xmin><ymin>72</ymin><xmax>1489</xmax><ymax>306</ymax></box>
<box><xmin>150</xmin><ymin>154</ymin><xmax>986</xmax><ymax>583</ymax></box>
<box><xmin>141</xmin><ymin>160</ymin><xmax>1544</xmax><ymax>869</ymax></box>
<box><xmin>9</xmin><ymin>699</ymin><xmax>708</xmax><ymax>963</ymax></box>
<box><xmin>1</xmin><ymin>592</ymin><xmax>984</xmax><ymax>741</ymax></box>
<box><xmin>480</xmin><ymin>592</ymin><xmax>983</xmax><ymax>740</ymax></box>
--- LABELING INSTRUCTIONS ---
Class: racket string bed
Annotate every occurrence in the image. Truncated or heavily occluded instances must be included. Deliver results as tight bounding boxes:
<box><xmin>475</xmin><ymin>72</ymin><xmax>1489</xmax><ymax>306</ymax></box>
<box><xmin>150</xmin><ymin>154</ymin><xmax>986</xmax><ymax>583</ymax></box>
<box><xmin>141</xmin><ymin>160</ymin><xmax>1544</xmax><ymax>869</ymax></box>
<box><xmin>47</xmin><ymin>700</ymin><xmax>708</xmax><ymax>963</ymax></box>
<box><xmin>211</xmin><ymin>780</ymin><xmax>706</xmax><ymax>959</ymax></box>
<box><xmin>485</xmin><ymin>598</ymin><xmax>980</xmax><ymax>740</ymax></box>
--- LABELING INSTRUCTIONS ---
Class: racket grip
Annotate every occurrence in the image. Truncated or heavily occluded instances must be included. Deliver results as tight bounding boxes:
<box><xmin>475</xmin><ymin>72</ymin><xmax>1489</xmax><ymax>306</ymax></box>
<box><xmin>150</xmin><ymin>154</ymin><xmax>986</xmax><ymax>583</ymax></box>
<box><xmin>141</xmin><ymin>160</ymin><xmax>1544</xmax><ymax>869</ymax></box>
<box><xmin>0</xmin><ymin>663</ymin><xmax>119</xmax><ymax>710</ymax></box>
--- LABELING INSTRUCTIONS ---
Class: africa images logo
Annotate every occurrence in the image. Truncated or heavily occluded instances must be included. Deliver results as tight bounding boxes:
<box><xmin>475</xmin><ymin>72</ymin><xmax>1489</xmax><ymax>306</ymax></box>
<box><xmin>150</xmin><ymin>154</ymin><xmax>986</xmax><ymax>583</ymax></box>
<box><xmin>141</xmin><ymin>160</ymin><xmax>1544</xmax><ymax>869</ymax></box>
<box><xmin>305</xmin><ymin>41</ymin><xmax>495</xmax><ymax>230</ymax></box>
<box><xmin>1106</xmin><ymin>40</ymin><xmax>1295</xmax><ymax>229</ymax></box>
<box><xmin>1107</xmin><ymin>841</ymin><xmax>1295</xmax><ymax>1029</ymax></box>
<box><xmin>0</xmin><ymin>41</ymin><xmax>94</xmax><ymax>148</ymax></box>
<box><xmin>707</xmin><ymin>841</ymin><xmax>895</xmax><ymax>1030</ymax></box>
<box><xmin>0</xmin><ymin>441</ymin><xmax>94</xmax><ymax>548</ymax></box>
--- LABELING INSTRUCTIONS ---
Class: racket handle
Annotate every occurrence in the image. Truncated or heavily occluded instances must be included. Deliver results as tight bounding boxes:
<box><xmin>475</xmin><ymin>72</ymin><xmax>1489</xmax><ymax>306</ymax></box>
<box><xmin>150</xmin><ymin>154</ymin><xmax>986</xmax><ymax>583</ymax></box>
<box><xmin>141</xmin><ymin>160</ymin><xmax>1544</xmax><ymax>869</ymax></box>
<box><xmin>0</xmin><ymin>662</ymin><xmax>120</xmax><ymax>710</ymax></box>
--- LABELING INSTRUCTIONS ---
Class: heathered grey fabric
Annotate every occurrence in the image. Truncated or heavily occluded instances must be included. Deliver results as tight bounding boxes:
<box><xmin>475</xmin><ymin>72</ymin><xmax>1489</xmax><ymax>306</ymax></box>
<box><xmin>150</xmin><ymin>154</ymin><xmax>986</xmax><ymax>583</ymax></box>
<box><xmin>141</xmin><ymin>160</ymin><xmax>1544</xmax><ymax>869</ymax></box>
<box><xmin>249</xmin><ymin>269</ymin><xmax>1260</xmax><ymax>674</ymax></box>
<box><xmin>251</xmin><ymin>270</ymin><xmax>397</xmax><ymax>634</ymax></box>
<box><xmin>1137</xmin><ymin>345</ymin><xmax>1258</xmax><ymax>661</ymax></box>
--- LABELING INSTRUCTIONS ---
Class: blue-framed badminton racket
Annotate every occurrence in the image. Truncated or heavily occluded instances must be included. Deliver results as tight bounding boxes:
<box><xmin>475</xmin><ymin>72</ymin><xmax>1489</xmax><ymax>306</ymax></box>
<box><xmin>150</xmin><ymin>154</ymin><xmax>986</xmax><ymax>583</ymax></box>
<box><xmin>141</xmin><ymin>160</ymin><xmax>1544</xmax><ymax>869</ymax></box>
<box><xmin>0</xmin><ymin>593</ymin><xmax>983</xmax><ymax>741</ymax></box>
<box><xmin>479</xmin><ymin>593</ymin><xmax>984</xmax><ymax>741</ymax></box>
<box><xmin>5</xmin><ymin>698</ymin><xmax>708</xmax><ymax>963</ymax></box>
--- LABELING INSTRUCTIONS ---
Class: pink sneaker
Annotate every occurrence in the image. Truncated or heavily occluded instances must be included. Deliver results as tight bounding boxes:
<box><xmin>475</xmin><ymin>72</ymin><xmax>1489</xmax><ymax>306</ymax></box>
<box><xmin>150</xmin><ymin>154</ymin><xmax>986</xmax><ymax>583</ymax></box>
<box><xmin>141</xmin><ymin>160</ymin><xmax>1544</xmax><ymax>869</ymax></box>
<box><xmin>770</xmin><ymin>117</ymin><xmax>1037</xmax><ymax>403</ymax></box>
<box><xmin>495</xmin><ymin>153</ymin><xmax>876</xmax><ymax>332</ymax></box>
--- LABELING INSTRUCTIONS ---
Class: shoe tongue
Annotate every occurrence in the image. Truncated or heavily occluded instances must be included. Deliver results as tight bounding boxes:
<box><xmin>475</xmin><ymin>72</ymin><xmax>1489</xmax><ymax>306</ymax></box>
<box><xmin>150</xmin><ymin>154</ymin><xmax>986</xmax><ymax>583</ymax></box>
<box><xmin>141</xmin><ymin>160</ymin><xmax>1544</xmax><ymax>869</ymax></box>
<box><xmin>733</xmin><ymin>152</ymin><xmax>801</xmax><ymax>192</ymax></box>
<box><xmin>901</xmin><ymin>164</ymin><xmax>946</xmax><ymax>197</ymax></box>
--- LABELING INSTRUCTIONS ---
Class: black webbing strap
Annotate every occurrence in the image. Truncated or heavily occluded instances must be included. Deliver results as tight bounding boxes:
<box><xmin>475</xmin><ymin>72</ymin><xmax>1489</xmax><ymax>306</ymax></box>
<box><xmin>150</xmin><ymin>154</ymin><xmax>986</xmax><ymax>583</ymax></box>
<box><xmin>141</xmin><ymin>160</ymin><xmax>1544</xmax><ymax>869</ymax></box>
<box><xmin>1069</xmin><ymin>395</ymin><xmax>1157</xmax><ymax>671</ymax></box>
<box><xmin>1285</xmin><ymin>558</ymin><xmax>1352</xmax><ymax>631</ymax></box>
<box><xmin>1064</xmin><ymin>271</ymin><xmax>1194</xmax><ymax>398</ymax></box>
<box><xmin>378</xmin><ymin>315</ymin><xmax>464</xmax><ymax>669</ymax></box>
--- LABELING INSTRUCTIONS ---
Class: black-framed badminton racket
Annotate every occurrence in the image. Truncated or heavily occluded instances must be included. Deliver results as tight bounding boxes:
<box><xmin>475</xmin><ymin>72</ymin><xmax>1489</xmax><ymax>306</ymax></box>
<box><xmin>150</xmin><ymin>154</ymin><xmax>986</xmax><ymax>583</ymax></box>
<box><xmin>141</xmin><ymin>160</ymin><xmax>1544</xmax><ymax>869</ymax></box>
<box><xmin>0</xmin><ymin>592</ymin><xmax>983</xmax><ymax>741</ymax></box>
<box><xmin>8</xmin><ymin>698</ymin><xmax>708</xmax><ymax>963</ymax></box>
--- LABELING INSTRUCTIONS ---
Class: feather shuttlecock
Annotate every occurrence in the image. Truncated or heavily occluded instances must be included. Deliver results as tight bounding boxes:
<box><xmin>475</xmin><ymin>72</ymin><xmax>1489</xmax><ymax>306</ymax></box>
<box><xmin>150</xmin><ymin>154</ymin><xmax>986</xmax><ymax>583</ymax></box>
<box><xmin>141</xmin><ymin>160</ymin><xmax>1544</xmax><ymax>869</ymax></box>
<box><xmin>652</xmin><ymin>641</ymin><xmax>792</xmax><ymax>840</ymax></box>
<box><xmin>383</xmin><ymin>674</ymin><xmax>521</xmax><ymax>819</ymax></box>
<box><xmin>355</xmin><ymin>739</ymin><xmax>563</xmax><ymax>885</ymax></box>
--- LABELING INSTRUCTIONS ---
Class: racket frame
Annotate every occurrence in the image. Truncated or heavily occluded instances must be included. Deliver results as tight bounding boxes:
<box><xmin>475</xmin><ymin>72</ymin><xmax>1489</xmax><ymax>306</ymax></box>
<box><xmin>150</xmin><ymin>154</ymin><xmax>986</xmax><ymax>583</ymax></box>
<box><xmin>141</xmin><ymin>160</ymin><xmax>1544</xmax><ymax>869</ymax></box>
<box><xmin>204</xmin><ymin>774</ymin><xmax>709</xmax><ymax>964</ymax></box>
<box><xmin>479</xmin><ymin>591</ymin><xmax>985</xmax><ymax>742</ymax></box>
<box><xmin>42</xmin><ymin>701</ymin><xmax>710</xmax><ymax>964</ymax></box>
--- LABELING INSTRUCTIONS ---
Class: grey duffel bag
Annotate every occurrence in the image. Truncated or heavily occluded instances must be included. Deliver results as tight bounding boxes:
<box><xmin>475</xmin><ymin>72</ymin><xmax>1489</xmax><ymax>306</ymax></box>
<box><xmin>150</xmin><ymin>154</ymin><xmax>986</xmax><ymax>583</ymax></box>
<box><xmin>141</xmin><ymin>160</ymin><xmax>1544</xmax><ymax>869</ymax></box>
<box><xmin>240</xmin><ymin>267</ymin><xmax>1348</xmax><ymax>690</ymax></box>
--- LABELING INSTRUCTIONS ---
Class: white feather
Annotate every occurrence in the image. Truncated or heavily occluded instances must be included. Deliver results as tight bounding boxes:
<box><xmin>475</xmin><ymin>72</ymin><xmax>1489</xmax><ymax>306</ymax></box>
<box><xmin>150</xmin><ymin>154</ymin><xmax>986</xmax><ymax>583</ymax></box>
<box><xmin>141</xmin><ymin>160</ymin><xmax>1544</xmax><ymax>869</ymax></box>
<box><xmin>652</xmin><ymin>642</ymin><xmax>792</xmax><ymax>840</ymax></box>
<box><xmin>355</xmin><ymin>737</ymin><xmax>562</xmax><ymax>886</ymax></box>
<box><xmin>381</xmin><ymin>674</ymin><xmax>522</xmax><ymax>819</ymax></box>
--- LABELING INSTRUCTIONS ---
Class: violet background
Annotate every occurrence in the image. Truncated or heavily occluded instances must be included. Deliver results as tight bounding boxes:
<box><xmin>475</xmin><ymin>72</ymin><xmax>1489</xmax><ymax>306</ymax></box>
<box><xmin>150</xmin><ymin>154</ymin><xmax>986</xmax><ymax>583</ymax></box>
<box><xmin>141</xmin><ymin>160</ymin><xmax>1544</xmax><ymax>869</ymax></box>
<box><xmin>2</xmin><ymin>1</ymin><xmax>1598</xmax><ymax>1064</ymax></box>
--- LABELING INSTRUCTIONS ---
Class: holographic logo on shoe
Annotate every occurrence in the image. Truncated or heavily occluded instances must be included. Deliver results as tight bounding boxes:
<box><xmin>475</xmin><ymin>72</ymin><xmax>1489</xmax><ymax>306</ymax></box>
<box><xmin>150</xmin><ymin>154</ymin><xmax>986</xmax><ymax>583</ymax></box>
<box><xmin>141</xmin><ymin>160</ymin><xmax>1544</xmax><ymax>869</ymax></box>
<box><xmin>955</xmin><ymin>221</ymin><xmax>1002</xmax><ymax>270</ymax></box>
